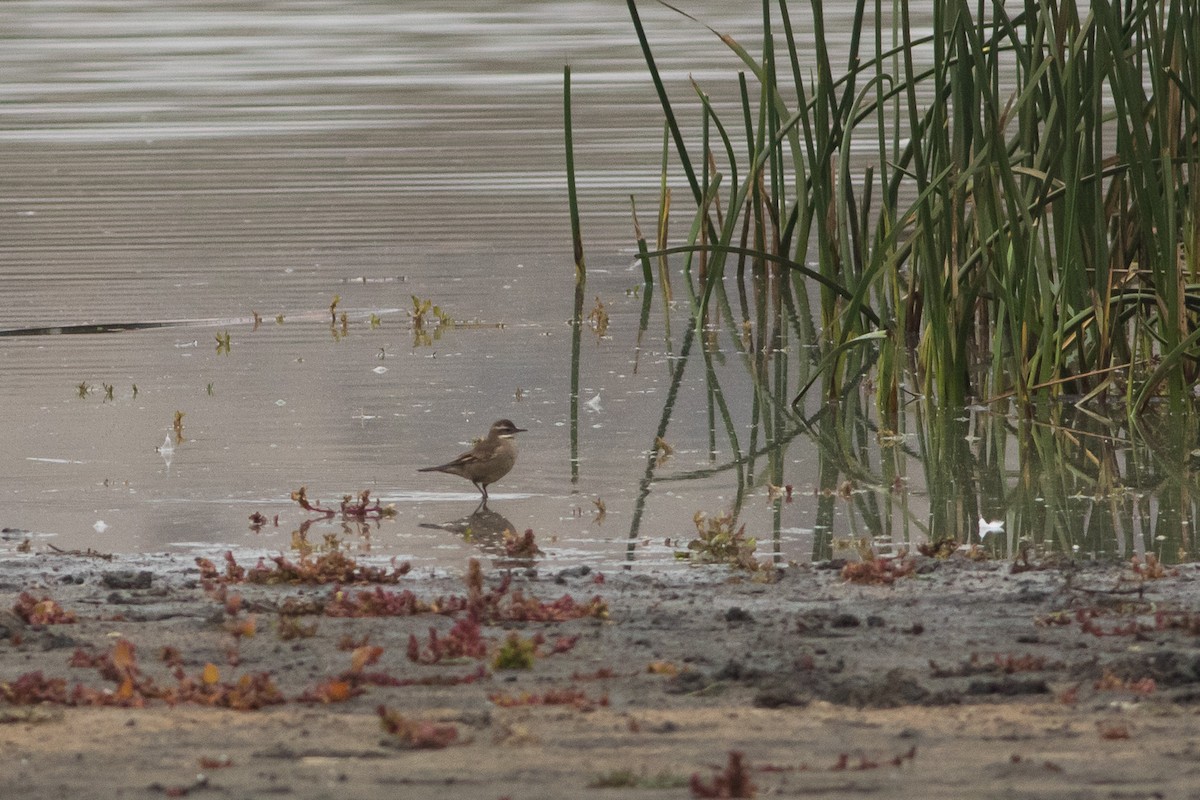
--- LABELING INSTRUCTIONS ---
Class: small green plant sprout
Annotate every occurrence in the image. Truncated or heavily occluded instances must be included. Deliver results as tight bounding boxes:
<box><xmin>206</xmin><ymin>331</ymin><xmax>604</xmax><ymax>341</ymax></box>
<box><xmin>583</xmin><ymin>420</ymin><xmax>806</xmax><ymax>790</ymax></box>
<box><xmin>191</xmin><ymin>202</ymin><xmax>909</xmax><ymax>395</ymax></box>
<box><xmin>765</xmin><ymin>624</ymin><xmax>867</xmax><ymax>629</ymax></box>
<box><xmin>492</xmin><ymin>631</ymin><xmax>538</xmax><ymax>670</ymax></box>
<box><xmin>589</xmin><ymin>769</ymin><xmax>687</xmax><ymax>790</ymax></box>
<box><xmin>587</xmin><ymin>296</ymin><xmax>609</xmax><ymax>336</ymax></box>
<box><xmin>131</xmin><ymin>384</ymin><xmax>138</xmax><ymax>398</ymax></box>
<box><xmin>678</xmin><ymin>510</ymin><xmax>764</xmax><ymax>572</ymax></box>
<box><xmin>215</xmin><ymin>330</ymin><xmax>231</xmax><ymax>355</ymax></box>
<box><xmin>76</xmin><ymin>381</ymin><xmax>91</xmax><ymax>399</ymax></box>
<box><xmin>101</xmin><ymin>383</ymin><xmax>114</xmax><ymax>402</ymax></box>
<box><xmin>409</xmin><ymin>295</ymin><xmax>453</xmax><ymax>346</ymax></box>
<box><xmin>369</xmin><ymin>313</ymin><xmax>381</xmax><ymax>328</ymax></box>
<box><xmin>410</xmin><ymin>295</ymin><xmax>452</xmax><ymax>330</ymax></box>
<box><xmin>206</xmin><ymin>382</ymin><xmax>214</xmax><ymax>396</ymax></box>
<box><xmin>274</xmin><ymin>313</ymin><xmax>284</xmax><ymax>324</ymax></box>
<box><xmin>329</xmin><ymin>294</ymin><xmax>340</xmax><ymax>324</ymax></box>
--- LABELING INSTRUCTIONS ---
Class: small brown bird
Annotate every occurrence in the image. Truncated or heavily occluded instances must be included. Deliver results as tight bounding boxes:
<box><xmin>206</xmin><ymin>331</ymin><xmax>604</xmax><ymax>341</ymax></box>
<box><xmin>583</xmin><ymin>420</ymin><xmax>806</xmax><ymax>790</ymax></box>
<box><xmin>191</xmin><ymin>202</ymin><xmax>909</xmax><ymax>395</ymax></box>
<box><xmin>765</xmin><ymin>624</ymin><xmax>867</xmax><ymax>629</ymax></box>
<box><xmin>418</xmin><ymin>419</ymin><xmax>526</xmax><ymax>502</ymax></box>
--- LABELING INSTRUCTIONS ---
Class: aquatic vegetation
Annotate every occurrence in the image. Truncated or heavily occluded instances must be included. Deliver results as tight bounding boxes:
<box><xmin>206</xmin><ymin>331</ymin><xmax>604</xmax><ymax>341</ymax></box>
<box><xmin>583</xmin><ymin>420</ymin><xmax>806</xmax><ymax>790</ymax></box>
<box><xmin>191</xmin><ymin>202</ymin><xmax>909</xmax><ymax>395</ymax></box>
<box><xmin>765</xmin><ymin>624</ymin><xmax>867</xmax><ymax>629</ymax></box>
<box><xmin>502</xmin><ymin>528</ymin><xmax>543</xmax><ymax>558</ymax></box>
<box><xmin>829</xmin><ymin>747</ymin><xmax>919</xmax><ymax>771</ymax></box>
<box><xmin>678</xmin><ymin>510</ymin><xmax>764</xmax><ymax>572</ymax></box>
<box><xmin>10</xmin><ymin>633</ymin><xmax>487</xmax><ymax>713</ymax></box>
<box><xmin>196</xmin><ymin>549</ymin><xmax>411</xmax><ymax>586</ymax></box>
<box><xmin>376</xmin><ymin>706</ymin><xmax>460</xmax><ymax>749</ymax></box>
<box><xmin>1131</xmin><ymin>553</ymin><xmax>1176</xmax><ymax>580</ymax></box>
<box><xmin>583</xmin><ymin>1</ymin><xmax>1200</xmax><ymax>566</ymax></box>
<box><xmin>296</xmin><ymin>644</ymin><xmax>384</xmax><ymax>703</ymax></box>
<box><xmin>463</xmin><ymin>560</ymin><xmax>608</xmax><ymax>623</ymax></box>
<box><xmin>290</xmin><ymin>486</ymin><xmax>396</xmax><ymax>520</ymax></box>
<box><xmin>488</xmin><ymin>688</ymin><xmax>608</xmax><ymax>711</ymax></box>
<box><xmin>589</xmin><ymin>769</ymin><xmax>688</xmax><ymax>789</ymax></box>
<box><xmin>296</xmin><ymin>676</ymin><xmax>361</xmax><ymax>704</ymax></box>
<box><xmin>1061</xmin><ymin>605</ymin><xmax>1200</xmax><ymax>639</ymax></box>
<box><xmin>587</xmin><ymin>296</ymin><xmax>609</xmax><ymax>336</ymax></box>
<box><xmin>275</xmin><ymin>616</ymin><xmax>317</xmax><ymax>641</ymax></box>
<box><xmin>917</xmin><ymin>538</ymin><xmax>962</xmax><ymax>559</ymax></box>
<box><xmin>764</xmin><ymin>483</ymin><xmax>792</xmax><ymax>504</ymax></box>
<box><xmin>214</xmin><ymin>330</ymin><xmax>230</xmax><ymax>355</ymax></box>
<box><xmin>409</xmin><ymin>295</ymin><xmax>451</xmax><ymax>330</ymax></box>
<box><xmin>7</xmin><ymin>639</ymin><xmax>285</xmax><ymax>710</ymax></box>
<box><xmin>481</xmin><ymin>583</ymin><xmax>608</xmax><ymax>623</ymax></box>
<box><xmin>275</xmin><ymin>558</ymin><xmax>606</xmax><ymax>624</ymax></box>
<box><xmin>406</xmin><ymin>617</ymin><xmax>488</xmax><ymax>664</ymax></box>
<box><xmin>840</xmin><ymin>556</ymin><xmax>916</xmax><ymax>585</ymax></box>
<box><xmin>1094</xmin><ymin>669</ymin><xmax>1156</xmax><ymax>695</ymax></box>
<box><xmin>690</xmin><ymin>750</ymin><xmax>755</xmax><ymax>798</ymax></box>
<box><xmin>316</xmin><ymin>586</ymin><xmax>450</xmax><ymax>618</ymax></box>
<box><xmin>492</xmin><ymin>631</ymin><xmax>539</xmax><ymax>670</ymax></box>
<box><xmin>12</xmin><ymin>592</ymin><xmax>76</xmax><ymax>625</ymax></box>
<box><xmin>615</xmin><ymin>0</ymin><xmax>1200</xmax><ymax>412</ymax></box>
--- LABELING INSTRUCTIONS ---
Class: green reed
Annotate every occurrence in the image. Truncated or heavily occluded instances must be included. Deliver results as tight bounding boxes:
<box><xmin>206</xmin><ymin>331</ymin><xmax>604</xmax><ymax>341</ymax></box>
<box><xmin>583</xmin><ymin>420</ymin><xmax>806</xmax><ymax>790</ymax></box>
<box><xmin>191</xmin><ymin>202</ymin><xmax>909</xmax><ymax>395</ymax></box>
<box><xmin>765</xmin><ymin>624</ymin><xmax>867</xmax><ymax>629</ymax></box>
<box><xmin>577</xmin><ymin>1</ymin><xmax>1200</xmax><ymax>563</ymax></box>
<box><xmin>565</xmin><ymin>66</ymin><xmax>586</xmax><ymax>484</ymax></box>
<box><xmin>622</xmin><ymin>0</ymin><xmax>1200</xmax><ymax>417</ymax></box>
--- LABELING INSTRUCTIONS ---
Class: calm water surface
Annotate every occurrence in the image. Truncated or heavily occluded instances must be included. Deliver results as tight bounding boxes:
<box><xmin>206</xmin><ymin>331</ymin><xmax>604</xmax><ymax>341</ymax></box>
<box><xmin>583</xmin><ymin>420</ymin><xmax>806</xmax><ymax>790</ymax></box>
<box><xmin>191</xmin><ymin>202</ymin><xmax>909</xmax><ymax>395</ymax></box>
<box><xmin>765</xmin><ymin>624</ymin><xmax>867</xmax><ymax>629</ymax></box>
<box><xmin>1</xmin><ymin>2</ymin><xmax>1189</xmax><ymax>569</ymax></box>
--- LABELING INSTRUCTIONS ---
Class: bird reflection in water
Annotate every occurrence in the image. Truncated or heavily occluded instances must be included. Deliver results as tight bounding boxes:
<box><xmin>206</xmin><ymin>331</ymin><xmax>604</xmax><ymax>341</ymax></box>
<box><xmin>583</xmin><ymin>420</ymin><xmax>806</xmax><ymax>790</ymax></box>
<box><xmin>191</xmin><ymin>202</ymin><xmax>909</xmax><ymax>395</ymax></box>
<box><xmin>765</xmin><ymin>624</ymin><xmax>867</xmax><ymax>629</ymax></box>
<box><xmin>420</xmin><ymin>505</ymin><xmax>543</xmax><ymax>568</ymax></box>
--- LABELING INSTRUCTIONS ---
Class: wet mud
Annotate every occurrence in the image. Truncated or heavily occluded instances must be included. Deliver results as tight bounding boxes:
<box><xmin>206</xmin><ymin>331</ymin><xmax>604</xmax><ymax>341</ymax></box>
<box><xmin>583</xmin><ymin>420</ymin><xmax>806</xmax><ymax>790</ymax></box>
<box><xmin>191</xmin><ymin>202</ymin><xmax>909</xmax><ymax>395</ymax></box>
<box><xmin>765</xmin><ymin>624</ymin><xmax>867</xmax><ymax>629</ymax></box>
<box><xmin>1</xmin><ymin>552</ymin><xmax>1199</xmax><ymax>798</ymax></box>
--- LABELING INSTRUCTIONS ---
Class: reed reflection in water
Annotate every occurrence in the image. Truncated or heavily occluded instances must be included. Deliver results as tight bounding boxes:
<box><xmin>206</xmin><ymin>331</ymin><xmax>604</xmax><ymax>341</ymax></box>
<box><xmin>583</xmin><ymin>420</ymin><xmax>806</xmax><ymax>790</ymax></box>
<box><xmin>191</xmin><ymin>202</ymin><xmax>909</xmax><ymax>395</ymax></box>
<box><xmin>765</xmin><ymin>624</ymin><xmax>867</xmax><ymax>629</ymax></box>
<box><xmin>608</xmin><ymin>256</ymin><xmax>1200</xmax><ymax>565</ymax></box>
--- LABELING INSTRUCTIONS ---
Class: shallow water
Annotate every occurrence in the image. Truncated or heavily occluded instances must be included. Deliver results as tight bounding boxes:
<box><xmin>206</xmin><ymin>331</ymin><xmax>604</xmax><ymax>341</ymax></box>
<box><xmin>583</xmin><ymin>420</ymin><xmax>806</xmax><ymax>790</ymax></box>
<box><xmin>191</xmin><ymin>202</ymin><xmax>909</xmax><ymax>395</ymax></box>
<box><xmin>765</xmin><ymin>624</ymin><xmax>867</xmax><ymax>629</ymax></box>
<box><xmin>1</xmin><ymin>1</ymin><xmax>1195</xmax><ymax>569</ymax></box>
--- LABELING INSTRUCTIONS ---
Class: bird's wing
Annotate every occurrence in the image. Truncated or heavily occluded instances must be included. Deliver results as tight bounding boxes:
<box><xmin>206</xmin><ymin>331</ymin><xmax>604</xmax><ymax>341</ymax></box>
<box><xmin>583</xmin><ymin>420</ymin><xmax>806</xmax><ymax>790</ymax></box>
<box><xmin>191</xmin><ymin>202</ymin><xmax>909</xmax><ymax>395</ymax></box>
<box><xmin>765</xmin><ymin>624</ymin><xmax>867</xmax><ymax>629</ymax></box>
<box><xmin>437</xmin><ymin>448</ymin><xmax>484</xmax><ymax>469</ymax></box>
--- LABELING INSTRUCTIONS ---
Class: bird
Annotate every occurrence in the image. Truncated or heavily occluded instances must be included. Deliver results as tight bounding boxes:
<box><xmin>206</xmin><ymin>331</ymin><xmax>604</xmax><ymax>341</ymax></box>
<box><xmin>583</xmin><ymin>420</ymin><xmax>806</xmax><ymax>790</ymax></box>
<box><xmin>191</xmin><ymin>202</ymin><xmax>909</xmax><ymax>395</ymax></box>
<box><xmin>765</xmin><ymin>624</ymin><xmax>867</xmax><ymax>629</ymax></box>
<box><xmin>418</xmin><ymin>419</ymin><xmax>526</xmax><ymax>503</ymax></box>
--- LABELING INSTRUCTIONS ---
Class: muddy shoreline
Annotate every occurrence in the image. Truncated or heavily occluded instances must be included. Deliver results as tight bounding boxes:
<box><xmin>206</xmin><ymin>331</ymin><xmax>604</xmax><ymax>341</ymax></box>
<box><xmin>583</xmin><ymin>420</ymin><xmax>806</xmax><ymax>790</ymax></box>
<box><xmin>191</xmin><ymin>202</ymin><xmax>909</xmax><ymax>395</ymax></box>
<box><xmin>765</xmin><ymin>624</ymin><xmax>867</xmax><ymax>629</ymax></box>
<box><xmin>1</xmin><ymin>551</ymin><xmax>1198</xmax><ymax>799</ymax></box>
